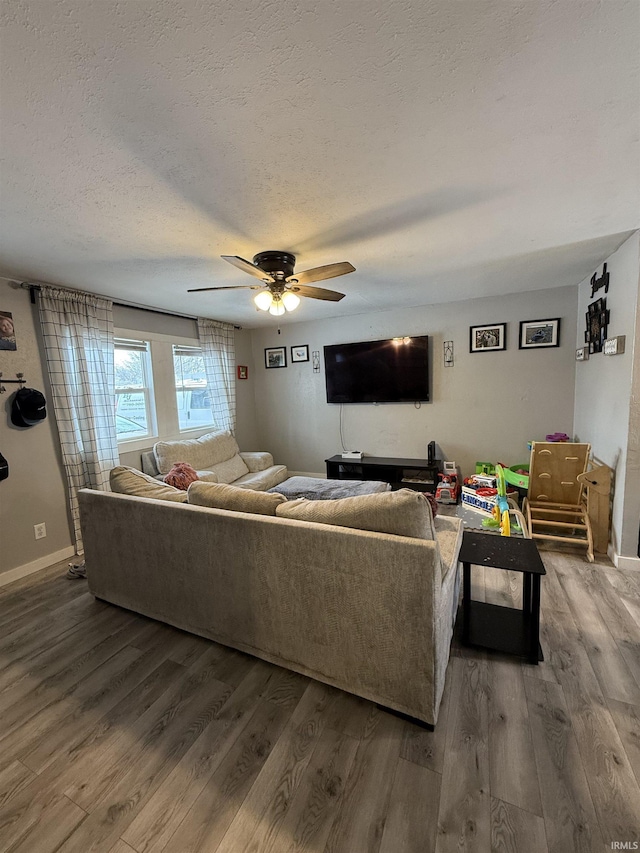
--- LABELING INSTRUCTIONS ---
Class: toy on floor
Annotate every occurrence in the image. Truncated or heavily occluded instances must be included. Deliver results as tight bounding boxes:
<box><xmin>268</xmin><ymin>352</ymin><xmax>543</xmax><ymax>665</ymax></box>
<box><xmin>481</xmin><ymin>464</ymin><xmax>529</xmax><ymax>537</ymax></box>
<box><xmin>502</xmin><ymin>463</ymin><xmax>529</xmax><ymax>491</ymax></box>
<box><xmin>435</xmin><ymin>461</ymin><xmax>460</xmax><ymax>504</ymax></box>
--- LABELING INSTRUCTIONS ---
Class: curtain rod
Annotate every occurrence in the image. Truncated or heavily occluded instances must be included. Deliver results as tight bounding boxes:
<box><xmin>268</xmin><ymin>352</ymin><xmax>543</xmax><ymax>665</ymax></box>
<box><xmin>18</xmin><ymin>281</ymin><xmax>242</xmax><ymax>329</ymax></box>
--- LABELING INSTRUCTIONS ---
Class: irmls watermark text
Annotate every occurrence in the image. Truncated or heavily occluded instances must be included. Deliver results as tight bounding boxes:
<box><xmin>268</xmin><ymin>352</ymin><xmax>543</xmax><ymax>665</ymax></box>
<box><xmin>611</xmin><ymin>843</ymin><xmax>639</xmax><ymax>850</ymax></box>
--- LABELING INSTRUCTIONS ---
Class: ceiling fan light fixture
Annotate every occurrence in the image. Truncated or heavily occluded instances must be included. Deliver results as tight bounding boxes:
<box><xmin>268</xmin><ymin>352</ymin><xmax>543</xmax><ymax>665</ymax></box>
<box><xmin>254</xmin><ymin>290</ymin><xmax>274</xmax><ymax>311</ymax></box>
<box><xmin>282</xmin><ymin>291</ymin><xmax>301</xmax><ymax>312</ymax></box>
<box><xmin>268</xmin><ymin>297</ymin><xmax>285</xmax><ymax>316</ymax></box>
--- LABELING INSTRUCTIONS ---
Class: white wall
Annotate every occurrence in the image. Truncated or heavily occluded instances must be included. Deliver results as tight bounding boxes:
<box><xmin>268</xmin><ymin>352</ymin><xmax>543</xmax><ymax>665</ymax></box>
<box><xmin>0</xmin><ymin>280</ymin><xmax>73</xmax><ymax>576</ymax></box>
<box><xmin>574</xmin><ymin>231</ymin><xmax>640</xmax><ymax>562</ymax></box>
<box><xmin>249</xmin><ymin>285</ymin><xmax>578</xmax><ymax>479</ymax></box>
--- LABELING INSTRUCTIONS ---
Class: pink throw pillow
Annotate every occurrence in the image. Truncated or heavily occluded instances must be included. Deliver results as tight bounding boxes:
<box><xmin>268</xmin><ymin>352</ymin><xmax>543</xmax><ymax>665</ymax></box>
<box><xmin>164</xmin><ymin>461</ymin><xmax>199</xmax><ymax>491</ymax></box>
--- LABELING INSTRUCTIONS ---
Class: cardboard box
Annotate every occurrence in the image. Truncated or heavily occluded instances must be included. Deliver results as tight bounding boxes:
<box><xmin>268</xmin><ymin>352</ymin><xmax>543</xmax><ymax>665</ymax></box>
<box><xmin>461</xmin><ymin>486</ymin><xmax>518</xmax><ymax>515</ymax></box>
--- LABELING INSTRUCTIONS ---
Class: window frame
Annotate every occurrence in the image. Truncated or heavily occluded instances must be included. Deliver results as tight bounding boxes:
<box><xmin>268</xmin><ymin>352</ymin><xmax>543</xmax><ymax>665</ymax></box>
<box><xmin>114</xmin><ymin>329</ymin><xmax>218</xmax><ymax>455</ymax></box>
<box><xmin>114</xmin><ymin>338</ymin><xmax>157</xmax><ymax>446</ymax></box>
<box><xmin>172</xmin><ymin>344</ymin><xmax>215</xmax><ymax>433</ymax></box>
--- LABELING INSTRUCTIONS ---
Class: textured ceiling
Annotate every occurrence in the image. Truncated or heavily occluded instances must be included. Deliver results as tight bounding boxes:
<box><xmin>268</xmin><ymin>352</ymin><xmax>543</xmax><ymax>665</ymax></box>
<box><xmin>0</xmin><ymin>0</ymin><xmax>638</xmax><ymax>327</ymax></box>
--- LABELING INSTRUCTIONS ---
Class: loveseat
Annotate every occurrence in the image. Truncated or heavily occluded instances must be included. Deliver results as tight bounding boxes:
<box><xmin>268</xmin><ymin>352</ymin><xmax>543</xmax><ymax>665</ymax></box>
<box><xmin>140</xmin><ymin>429</ymin><xmax>288</xmax><ymax>491</ymax></box>
<box><xmin>78</xmin><ymin>484</ymin><xmax>463</xmax><ymax>726</ymax></box>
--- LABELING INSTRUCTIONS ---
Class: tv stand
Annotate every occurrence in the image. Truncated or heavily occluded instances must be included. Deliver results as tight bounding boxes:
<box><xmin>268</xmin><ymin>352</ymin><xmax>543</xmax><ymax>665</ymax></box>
<box><xmin>325</xmin><ymin>455</ymin><xmax>441</xmax><ymax>493</ymax></box>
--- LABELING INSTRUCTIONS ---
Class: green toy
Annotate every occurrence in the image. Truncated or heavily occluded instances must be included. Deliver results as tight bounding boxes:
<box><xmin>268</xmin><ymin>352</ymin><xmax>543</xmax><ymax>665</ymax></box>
<box><xmin>482</xmin><ymin>465</ymin><xmax>526</xmax><ymax>536</ymax></box>
<box><xmin>502</xmin><ymin>463</ymin><xmax>529</xmax><ymax>490</ymax></box>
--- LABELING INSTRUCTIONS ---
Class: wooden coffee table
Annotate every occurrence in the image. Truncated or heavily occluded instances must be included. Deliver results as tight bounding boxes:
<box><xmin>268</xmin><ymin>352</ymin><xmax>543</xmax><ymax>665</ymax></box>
<box><xmin>459</xmin><ymin>530</ymin><xmax>546</xmax><ymax>664</ymax></box>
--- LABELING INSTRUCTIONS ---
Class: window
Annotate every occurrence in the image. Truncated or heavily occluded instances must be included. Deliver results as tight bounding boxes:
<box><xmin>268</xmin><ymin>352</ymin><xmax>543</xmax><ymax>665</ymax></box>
<box><xmin>173</xmin><ymin>345</ymin><xmax>215</xmax><ymax>431</ymax></box>
<box><xmin>114</xmin><ymin>339</ymin><xmax>155</xmax><ymax>442</ymax></box>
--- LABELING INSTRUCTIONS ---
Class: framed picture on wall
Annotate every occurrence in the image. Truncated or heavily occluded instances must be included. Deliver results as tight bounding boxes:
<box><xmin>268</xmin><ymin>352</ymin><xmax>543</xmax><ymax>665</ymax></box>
<box><xmin>585</xmin><ymin>298</ymin><xmax>609</xmax><ymax>354</ymax></box>
<box><xmin>519</xmin><ymin>318</ymin><xmax>561</xmax><ymax>349</ymax></box>
<box><xmin>469</xmin><ymin>323</ymin><xmax>506</xmax><ymax>353</ymax></box>
<box><xmin>0</xmin><ymin>311</ymin><xmax>17</xmax><ymax>351</ymax></box>
<box><xmin>291</xmin><ymin>345</ymin><xmax>309</xmax><ymax>363</ymax></box>
<box><xmin>264</xmin><ymin>346</ymin><xmax>287</xmax><ymax>369</ymax></box>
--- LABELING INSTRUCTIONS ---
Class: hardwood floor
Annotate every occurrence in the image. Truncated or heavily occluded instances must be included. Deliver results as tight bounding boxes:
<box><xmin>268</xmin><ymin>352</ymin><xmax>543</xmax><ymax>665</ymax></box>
<box><xmin>0</xmin><ymin>548</ymin><xmax>639</xmax><ymax>853</ymax></box>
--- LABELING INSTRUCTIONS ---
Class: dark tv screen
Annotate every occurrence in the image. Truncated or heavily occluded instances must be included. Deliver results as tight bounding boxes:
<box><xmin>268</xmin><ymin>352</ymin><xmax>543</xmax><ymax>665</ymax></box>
<box><xmin>324</xmin><ymin>335</ymin><xmax>429</xmax><ymax>403</ymax></box>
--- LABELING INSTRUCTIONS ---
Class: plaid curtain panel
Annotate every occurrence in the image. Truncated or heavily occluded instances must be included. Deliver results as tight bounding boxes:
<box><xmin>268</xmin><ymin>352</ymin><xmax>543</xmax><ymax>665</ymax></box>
<box><xmin>197</xmin><ymin>317</ymin><xmax>236</xmax><ymax>433</ymax></box>
<box><xmin>38</xmin><ymin>287</ymin><xmax>119</xmax><ymax>553</ymax></box>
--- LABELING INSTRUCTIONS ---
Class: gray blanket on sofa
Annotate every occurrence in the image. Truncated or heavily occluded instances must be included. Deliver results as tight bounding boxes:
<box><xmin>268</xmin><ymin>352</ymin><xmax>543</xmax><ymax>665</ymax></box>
<box><xmin>268</xmin><ymin>476</ymin><xmax>391</xmax><ymax>500</ymax></box>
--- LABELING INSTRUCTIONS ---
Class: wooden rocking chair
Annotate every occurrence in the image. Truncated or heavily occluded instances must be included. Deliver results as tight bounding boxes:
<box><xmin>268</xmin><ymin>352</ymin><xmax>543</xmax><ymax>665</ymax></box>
<box><xmin>522</xmin><ymin>442</ymin><xmax>594</xmax><ymax>562</ymax></box>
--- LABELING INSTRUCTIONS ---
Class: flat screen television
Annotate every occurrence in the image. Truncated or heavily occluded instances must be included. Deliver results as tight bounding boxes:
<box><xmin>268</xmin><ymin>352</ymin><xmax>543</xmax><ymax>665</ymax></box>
<box><xmin>324</xmin><ymin>335</ymin><xmax>429</xmax><ymax>404</ymax></box>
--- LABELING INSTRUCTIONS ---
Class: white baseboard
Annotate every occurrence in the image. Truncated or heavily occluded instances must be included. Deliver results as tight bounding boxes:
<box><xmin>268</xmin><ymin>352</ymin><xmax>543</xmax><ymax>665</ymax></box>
<box><xmin>614</xmin><ymin>554</ymin><xmax>640</xmax><ymax>571</ymax></box>
<box><xmin>0</xmin><ymin>546</ymin><xmax>75</xmax><ymax>588</ymax></box>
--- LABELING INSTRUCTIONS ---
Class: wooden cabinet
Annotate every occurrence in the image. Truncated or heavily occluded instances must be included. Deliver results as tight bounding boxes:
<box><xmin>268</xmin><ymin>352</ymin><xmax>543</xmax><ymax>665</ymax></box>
<box><xmin>325</xmin><ymin>455</ymin><xmax>441</xmax><ymax>493</ymax></box>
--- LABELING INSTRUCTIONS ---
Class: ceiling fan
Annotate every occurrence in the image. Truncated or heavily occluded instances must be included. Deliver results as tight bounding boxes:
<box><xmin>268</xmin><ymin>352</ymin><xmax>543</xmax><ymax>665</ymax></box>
<box><xmin>187</xmin><ymin>251</ymin><xmax>355</xmax><ymax>315</ymax></box>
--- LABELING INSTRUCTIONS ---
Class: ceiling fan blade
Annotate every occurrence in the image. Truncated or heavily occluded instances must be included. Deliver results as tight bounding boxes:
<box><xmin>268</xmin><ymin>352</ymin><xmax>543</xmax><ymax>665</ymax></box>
<box><xmin>291</xmin><ymin>285</ymin><xmax>345</xmax><ymax>302</ymax></box>
<box><xmin>286</xmin><ymin>262</ymin><xmax>355</xmax><ymax>285</ymax></box>
<box><xmin>221</xmin><ymin>255</ymin><xmax>274</xmax><ymax>281</ymax></box>
<box><xmin>187</xmin><ymin>285</ymin><xmax>262</xmax><ymax>292</ymax></box>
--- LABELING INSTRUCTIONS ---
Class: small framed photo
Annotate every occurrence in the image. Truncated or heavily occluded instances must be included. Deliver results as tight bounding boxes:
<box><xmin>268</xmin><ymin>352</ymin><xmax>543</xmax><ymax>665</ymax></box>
<box><xmin>469</xmin><ymin>323</ymin><xmax>506</xmax><ymax>353</ymax></box>
<box><xmin>0</xmin><ymin>311</ymin><xmax>17</xmax><ymax>351</ymax></box>
<box><xmin>291</xmin><ymin>344</ymin><xmax>309</xmax><ymax>363</ymax></box>
<box><xmin>519</xmin><ymin>318</ymin><xmax>560</xmax><ymax>349</ymax></box>
<box><xmin>237</xmin><ymin>365</ymin><xmax>248</xmax><ymax>380</ymax></box>
<box><xmin>575</xmin><ymin>347</ymin><xmax>589</xmax><ymax>361</ymax></box>
<box><xmin>264</xmin><ymin>346</ymin><xmax>287</xmax><ymax>369</ymax></box>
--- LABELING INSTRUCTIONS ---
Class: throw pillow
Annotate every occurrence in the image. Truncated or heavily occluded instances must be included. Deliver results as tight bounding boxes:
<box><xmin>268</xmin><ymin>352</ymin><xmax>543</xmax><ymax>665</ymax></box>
<box><xmin>209</xmin><ymin>453</ymin><xmax>250</xmax><ymax>484</ymax></box>
<box><xmin>109</xmin><ymin>466</ymin><xmax>188</xmax><ymax>503</ymax></box>
<box><xmin>275</xmin><ymin>487</ymin><xmax>436</xmax><ymax>540</ymax></box>
<box><xmin>164</xmin><ymin>461</ymin><xmax>199</xmax><ymax>490</ymax></box>
<box><xmin>187</xmin><ymin>481</ymin><xmax>287</xmax><ymax>515</ymax></box>
<box><xmin>421</xmin><ymin>491</ymin><xmax>438</xmax><ymax>517</ymax></box>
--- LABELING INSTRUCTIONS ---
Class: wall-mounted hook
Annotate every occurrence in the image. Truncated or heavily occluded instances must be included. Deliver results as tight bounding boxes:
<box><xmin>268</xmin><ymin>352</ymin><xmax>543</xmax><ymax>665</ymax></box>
<box><xmin>0</xmin><ymin>372</ymin><xmax>27</xmax><ymax>394</ymax></box>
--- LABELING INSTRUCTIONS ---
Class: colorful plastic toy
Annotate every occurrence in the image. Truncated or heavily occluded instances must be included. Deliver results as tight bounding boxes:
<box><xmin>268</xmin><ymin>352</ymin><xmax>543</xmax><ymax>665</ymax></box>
<box><xmin>436</xmin><ymin>471</ymin><xmax>460</xmax><ymax>504</ymax></box>
<box><xmin>502</xmin><ymin>463</ymin><xmax>529</xmax><ymax>490</ymax></box>
<box><xmin>481</xmin><ymin>465</ymin><xmax>529</xmax><ymax>537</ymax></box>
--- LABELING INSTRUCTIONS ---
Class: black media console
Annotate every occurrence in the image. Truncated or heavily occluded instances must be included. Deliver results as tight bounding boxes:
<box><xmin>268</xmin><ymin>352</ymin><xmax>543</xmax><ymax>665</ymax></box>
<box><xmin>325</xmin><ymin>455</ymin><xmax>441</xmax><ymax>493</ymax></box>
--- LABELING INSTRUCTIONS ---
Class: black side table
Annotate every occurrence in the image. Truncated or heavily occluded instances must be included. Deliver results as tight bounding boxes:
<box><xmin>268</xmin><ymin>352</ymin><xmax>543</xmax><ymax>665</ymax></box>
<box><xmin>459</xmin><ymin>530</ymin><xmax>546</xmax><ymax>665</ymax></box>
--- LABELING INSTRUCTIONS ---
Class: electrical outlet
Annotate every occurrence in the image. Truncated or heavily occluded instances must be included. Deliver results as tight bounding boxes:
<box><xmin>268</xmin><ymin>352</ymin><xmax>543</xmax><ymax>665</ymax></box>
<box><xmin>34</xmin><ymin>522</ymin><xmax>47</xmax><ymax>540</ymax></box>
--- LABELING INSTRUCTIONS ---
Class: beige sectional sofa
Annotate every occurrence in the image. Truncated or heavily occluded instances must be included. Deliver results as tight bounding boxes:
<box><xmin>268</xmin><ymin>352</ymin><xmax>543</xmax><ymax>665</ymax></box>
<box><xmin>79</xmin><ymin>482</ymin><xmax>463</xmax><ymax>726</ymax></box>
<box><xmin>140</xmin><ymin>429</ymin><xmax>288</xmax><ymax>491</ymax></box>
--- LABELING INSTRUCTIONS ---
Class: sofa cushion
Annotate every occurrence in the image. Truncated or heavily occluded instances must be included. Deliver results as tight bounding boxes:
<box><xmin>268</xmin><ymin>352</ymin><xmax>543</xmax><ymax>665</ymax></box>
<box><xmin>209</xmin><ymin>453</ymin><xmax>250</xmax><ymax>484</ymax></box>
<box><xmin>153</xmin><ymin>430</ymin><xmax>240</xmax><ymax>475</ymax></box>
<box><xmin>194</xmin><ymin>471</ymin><xmax>219</xmax><ymax>483</ymax></box>
<box><xmin>187</xmin><ymin>481</ymin><xmax>287</xmax><ymax>515</ymax></box>
<box><xmin>232</xmin><ymin>465</ymin><xmax>289</xmax><ymax>491</ymax></box>
<box><xmin>239</xmin><ymin>451</ymin><xmax>274</xmax><ymax>473</ymax></box>
<box><xmin>109</xmin><ymin>466</ymin><xmax>188</xmax><ymax>503</ymax></box>
<box><xmin>275</xmin><ymin>487</ymin><xmax>436</xmax><ymax>540</ymax></box>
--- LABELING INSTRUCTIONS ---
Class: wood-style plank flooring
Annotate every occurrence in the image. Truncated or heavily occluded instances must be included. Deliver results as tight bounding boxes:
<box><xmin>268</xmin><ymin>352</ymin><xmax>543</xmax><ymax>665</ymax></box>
<box><xmin>0</xmin><ymin>548</ymin><xmax>639</xmax><ymax>852</ymax></box>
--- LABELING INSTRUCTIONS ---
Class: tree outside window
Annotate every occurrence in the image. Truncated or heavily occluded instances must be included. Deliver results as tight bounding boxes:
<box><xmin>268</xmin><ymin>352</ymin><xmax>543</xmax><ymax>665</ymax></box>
<box><xmin>115</xmin><ymin>339</ymin><xmax>155</xmax><ymax>441</ymax></box>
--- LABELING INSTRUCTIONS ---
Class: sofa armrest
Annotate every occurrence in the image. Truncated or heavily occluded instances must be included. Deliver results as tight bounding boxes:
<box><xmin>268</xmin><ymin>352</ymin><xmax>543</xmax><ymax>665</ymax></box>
<box><xmin>434</xmin><ymin>515</ymin><xmax>463</xmax><ymax>583</ymax></box>
<box><xmin>140</xmin><ymin>450</ymin><xmax>161</xmax><ymax>478</ymax></box>
<box><xmin>239</xmin><ymin>452</ymin><xmax>274</xmax><ymax>473</ymax></box>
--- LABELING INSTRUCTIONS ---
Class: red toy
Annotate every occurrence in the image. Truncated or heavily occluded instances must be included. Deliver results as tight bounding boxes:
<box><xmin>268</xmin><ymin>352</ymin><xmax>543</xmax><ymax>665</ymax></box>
<box><xmin>435</xmin><ymin>464</ymin><xmax>460</xmax><ymax>504</ymax></box>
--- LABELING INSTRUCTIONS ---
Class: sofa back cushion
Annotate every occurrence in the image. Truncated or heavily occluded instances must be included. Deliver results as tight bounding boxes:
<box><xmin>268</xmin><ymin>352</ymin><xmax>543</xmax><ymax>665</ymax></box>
<box><xmin>187</xmin><ymin>481</ymin><xmax>287</xmax><ymax>515</ymax></box>
<box><xmin>153</xmin><ymin>430</ymin><xmax>240</xmax><ymax>475</ymax></box>
<box><xmin>109</xmin><ymin>466</ymin><xmax>188</xmax><ymax>503</ymax></box>
<box><xmin>275</xmin><ymin>487</ymin><xmax>436</xmax><ymax>540</ymax></box>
